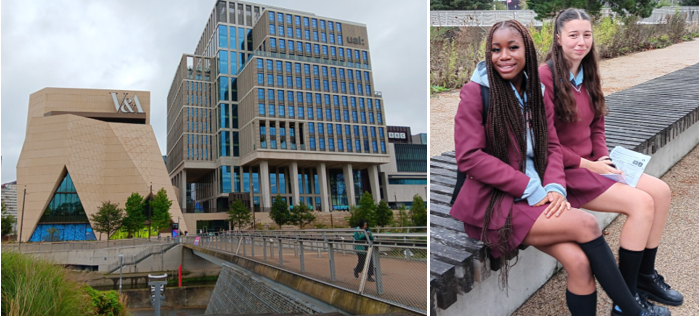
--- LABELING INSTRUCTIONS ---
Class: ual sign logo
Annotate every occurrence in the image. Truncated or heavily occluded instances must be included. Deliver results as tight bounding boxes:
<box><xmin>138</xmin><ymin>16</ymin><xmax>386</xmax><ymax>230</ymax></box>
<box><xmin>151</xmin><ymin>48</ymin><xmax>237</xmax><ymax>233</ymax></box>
<box><xmin>109</xmin><ymin>92</ymin><xmax>145</xmax><ymax>114</ymax></box>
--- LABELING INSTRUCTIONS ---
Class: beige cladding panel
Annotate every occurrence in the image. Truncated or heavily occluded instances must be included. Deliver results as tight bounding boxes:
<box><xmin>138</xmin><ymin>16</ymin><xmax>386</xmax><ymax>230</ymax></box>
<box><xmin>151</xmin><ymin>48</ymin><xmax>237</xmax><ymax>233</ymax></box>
<box><xmin>17</xmin><ymin>100</ymin><xmax>187</xmax><ymax>242</ymax></box>
<box><xmin>341</xmin><ymin>24</ymin><xmax>369</xmax><ymax>50</ymax></box>
<box><xmin>27</xmin><ymin>88</ymin><xmax>151</xmax><ymax>125</ymax></box>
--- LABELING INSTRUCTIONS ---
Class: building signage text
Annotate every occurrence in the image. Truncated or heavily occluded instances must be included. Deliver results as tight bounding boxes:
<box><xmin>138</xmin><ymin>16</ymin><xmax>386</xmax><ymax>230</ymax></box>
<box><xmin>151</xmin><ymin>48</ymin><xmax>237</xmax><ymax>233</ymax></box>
<box><xmin>346</xmin><ymin>36</ymin><xmax>365</xmax><ymax>46</ymax></box>
<box><xmin>109</xmin><ymin>92</ymin><xmax>145</xmax><ymax>114</ymax></box>
<box><xmin>388</xmin><ymin>132</ymin><xmax>407</xmax><ymax>139</ymax></box>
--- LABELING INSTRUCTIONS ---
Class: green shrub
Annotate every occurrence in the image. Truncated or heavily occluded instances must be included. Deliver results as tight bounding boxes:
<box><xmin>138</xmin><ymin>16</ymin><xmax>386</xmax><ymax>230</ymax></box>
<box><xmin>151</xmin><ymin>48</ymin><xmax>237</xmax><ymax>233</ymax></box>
<box><xmin>84</xmin><ymin>286</ymin><xmax>127</xmax><ymax>316</ymax></box>
<box><xmin>1</xmin><ymin>251</ymin><xmax>93</xmax><ymax>315</ymax></box>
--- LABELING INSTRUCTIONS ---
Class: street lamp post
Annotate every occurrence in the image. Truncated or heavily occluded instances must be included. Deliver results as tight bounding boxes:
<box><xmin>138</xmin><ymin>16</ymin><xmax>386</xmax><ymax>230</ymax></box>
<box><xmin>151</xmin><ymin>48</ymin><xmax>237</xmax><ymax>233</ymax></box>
<box><xmin>394</xmin><ymin>193</ymin><xmax>397</xmax><ymax>210</ymax></box>
<box><xmin>149</xmin><ymin>182</ymin><xmax>152</xmax><ymax>242</ymax></box>
<box><xmin>118</xmin><ymin>253</ymin><xmax>124</xmax><ymax>293</ymax></box>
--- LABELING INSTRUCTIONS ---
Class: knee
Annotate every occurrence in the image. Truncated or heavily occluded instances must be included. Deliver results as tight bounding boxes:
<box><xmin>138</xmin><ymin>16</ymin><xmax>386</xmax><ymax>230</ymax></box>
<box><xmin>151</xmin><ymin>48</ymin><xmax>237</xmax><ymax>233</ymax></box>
<box><xmin>563</xmin><ymin>251</ymin><xmax>592</xmax><ymax>278</ymax></box>
<box><xmin>656</xmin><ymin>180</ymin><xmax>672</xmax><ymax>203</ymax></box>
<box><xmin>634</xmin><ymin>192</ymin><xmax>655</xmax><ymax>223</ymax></box>
<box><xmin>577</xmin><ymin>212</ymin><xmax>602</xmax><ymax>240</ymax></box>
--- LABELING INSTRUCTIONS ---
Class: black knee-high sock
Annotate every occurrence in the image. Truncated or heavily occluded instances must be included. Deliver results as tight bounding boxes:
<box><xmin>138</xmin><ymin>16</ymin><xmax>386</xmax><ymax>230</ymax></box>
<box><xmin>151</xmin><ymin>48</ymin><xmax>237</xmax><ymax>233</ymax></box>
<box><xmin>566</xmin><ymin>289</ymin><xmax>597</xmax><ymax>316</ymax></box>
<box><xmin>619</xmin><ymin>247</ymin><xmax>644</xmax><ymax>295</ymax></box>
<box><xmin>639</xmin><ymin>247</ymin><xmax>658</xmax><ymax>275</ymax></box>
<box><xmin>579</xmin><ymin>236</ymin><xmax>642</xmax><ymax>316</ymax></box>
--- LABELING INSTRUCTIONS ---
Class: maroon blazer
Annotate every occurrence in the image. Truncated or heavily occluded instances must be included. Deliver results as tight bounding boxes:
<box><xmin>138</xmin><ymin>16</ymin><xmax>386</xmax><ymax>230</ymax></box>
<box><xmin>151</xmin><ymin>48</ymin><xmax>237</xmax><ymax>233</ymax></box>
<box><xmin>539</xmin><ymin>65</ymin><xmax>609</xmax><ymax>168</ymax></box>
<box><xmin>449</xmin><ymin>81</ymin><xmax>566</xmax><ymax>230</ymax></box>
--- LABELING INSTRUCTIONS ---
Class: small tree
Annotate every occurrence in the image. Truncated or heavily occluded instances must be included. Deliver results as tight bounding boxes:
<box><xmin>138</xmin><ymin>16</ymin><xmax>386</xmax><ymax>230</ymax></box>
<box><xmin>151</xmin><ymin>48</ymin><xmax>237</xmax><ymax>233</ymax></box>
<box><xmin>269</xmin><ymin>195</ymin><xmax>291</xmax><ymax>228</ymax></box>
<box><xmin>348</xmin><ymin>192</ymin><xmax>377</xmax><ymax>227</ymax></box>
<box><xmin>90</xmin><ymin>201</ymin><xmax>124</xmax><ymax>244</ymax></box>
<box><xmin>1</xmin><ymin>202</ymin><xmax>16</xmax><ymax>236</ymax></box>
<box><xmin>150</xmin><ymin>188</ymin><xmax>173</xmax><ymax>233</ymax></box>
<box><xmin>375</xmin><ymin>200</ymin><xmax>393</xmax><ymax>228</ymax></box>
<box><xmin>46</xmin><ymin>227</ymin><xmax>60</xmax><ymax>242</ymax></box>
<box><xmin>410</xmin><ymin>195</ymin><xmax>427</xmax><ymax>228</ymax></box>
<box><xmin>290</xmin><ymin>202</ymin><xmax>316</xmax><ymax>229</ymax></box>
<box><xmin>397</xmin><ymin>204</ymin><xmax>412</xmax><ymax>229</ymax></box>
<box><xmin>228</xmin><ymin>199</ymin><xmax>252</xmax><ymax>230</ymax></box>
<box><xmin>122</xmin><ymin>192</ymin><xmax>146</xmax><ymax>238</ymax></box>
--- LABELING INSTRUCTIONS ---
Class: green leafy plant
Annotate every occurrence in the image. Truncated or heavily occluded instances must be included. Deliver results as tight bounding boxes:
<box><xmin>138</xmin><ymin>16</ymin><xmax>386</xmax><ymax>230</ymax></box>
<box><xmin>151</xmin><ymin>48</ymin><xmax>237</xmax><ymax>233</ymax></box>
<box><xmin>289</xmin><ymin>202</ymin><xmax>316</xmax><ymax>229</ymax></box>
<box><xmin>122</xmin><ymin>192</ymin><xmax>146</xmax><ymax>238</ymax></box>
<box><xmin>410</xmin><ymin>195</ymin><xmax>427</xmax><ymax>228</ymax></box>
<box><xmin>150</xmin><ymin>188</ymin><xmax>173</xmax><ymax>233</ymax></box>
<box><xmin>1</xmin><ymin>202</ymin><xmax>16</xmax><ymax>237</ymax></box>
<box><xmin>348</xmin><ymin>192</ymin><xmax>377</xmax><ymax>227</ymax></box>
<box><xmin>269</xmin><ymin>195</ymin><xmax>291</xmax><ymax>228</ymax></box>
<box><xmin>228</xmin><ymin>199</ymin><xmax>252</xmax><ymax>231</ymax></box>
<box><xmin>90</xmin><ymin>201</ymin><xmax>124</xmax><ymax>243</ymax></box>
<box><xmin>375</xmin><ymin>200</ymin><xmax>393</xmax><ymax>227</ymax></box>
<box><xmin>84</xmin><ymin>286</ymin><xmax>127</xmax><ymax>316</ymax></box>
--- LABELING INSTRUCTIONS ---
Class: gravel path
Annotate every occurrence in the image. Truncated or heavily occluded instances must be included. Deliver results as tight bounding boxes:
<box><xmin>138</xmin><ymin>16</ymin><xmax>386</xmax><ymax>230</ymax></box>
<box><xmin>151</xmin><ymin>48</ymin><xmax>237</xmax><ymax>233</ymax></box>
<box><xmin>430</xmin><ymin>39</ymin><xmax>699</xmax><ymax>315</ymax></box>
<box><xmin>513</xmin><ymin>143</ymin><xmax>699</xmax><ymax>316</ymax></box>
<box><xmin>430</xmin><ymin>39</ymin><xmax>699</xmax><ymax>157</ymax></box>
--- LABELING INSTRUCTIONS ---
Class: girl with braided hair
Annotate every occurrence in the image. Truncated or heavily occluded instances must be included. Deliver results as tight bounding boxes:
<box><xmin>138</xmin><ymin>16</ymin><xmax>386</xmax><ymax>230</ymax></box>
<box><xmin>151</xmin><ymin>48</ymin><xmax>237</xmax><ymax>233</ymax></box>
<box><xmin>451</xmin><ymin>20</ymin><xmax>657</xmax><ymax>315</ymax></box>
<box><xmin>540</xmin><ymin>8</ymin><xmax>681</xmax><ymax>315</ymax></box>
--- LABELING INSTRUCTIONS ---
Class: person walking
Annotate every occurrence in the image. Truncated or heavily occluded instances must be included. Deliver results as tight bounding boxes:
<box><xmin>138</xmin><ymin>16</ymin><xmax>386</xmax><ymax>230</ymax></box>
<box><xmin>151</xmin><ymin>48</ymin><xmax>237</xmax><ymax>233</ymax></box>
<box><xmin>353</xmin><ymin>219</ymin><xmax>375</xmax><ymax>282</ymax></box>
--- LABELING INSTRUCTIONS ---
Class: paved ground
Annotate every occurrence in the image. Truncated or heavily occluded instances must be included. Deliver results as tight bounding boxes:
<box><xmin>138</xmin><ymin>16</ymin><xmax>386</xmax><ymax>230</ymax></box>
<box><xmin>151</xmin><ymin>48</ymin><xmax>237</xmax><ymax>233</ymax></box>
<box><xmin>430</xmin><ymin>38</ymin><xmax>699</xmax><ymax>316</ymax></box>
<box><xmin>193</xmin><ymin>238</ymin><xmax>427</xmax><ymax>313</ymax></box>
<box><xmin>514</xmin><ymin>143</ymin><xmax>699</xmax><ymax>316</ymax></box>
<box><xmin>430</xmin><ymin>39</ymin><xmax>699</xmax><ymax>157</ymax></box>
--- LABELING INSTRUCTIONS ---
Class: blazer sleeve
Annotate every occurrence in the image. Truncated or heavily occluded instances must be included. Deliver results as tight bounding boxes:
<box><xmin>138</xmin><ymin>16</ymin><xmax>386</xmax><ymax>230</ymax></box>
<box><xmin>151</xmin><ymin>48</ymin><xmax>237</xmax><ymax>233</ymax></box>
<box><xmin>542</xmin><ymin>88</ymin><xmax>566</xmax><ymax>187</ymax></box>
<box><xmin>454</xmin><ymin>83</ymin><xmax>530</xmax><ymax>198</ymax></box>
<box><xmin>590</xmin><ymin>115</ymin><xmax>609</xmax><ymax>160</ymax></box>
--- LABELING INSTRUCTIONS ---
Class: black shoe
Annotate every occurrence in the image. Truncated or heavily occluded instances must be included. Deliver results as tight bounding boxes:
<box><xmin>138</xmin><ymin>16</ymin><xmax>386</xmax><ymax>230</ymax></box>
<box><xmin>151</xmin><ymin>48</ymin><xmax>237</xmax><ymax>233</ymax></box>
<box><xmin>611</xmin><ymin>293</ymin><xmax>670</xmax><ymax>316</ymax></box>
<box><xmin>367</xmin><ymin>276</ymin><xmax>375</xmax><ymax>282</ymax></box>
<box><xmin>638</xmin><ymin>270</ymin><xmax>684</xmax><ymax>306</ymax></box>
<box><xmin>353</xmin><ymin>269</ymin><xmax>359</xmax><ymax>278</ymax></box>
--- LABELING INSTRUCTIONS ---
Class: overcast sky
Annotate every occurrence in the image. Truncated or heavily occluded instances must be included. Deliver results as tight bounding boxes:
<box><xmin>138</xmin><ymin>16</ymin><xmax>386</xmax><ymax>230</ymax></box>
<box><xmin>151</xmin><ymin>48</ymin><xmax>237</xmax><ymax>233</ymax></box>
<box><xmin>1</xmin><ymin>0</ymin><xmax>428</xmax><ymax>184</ymax></box>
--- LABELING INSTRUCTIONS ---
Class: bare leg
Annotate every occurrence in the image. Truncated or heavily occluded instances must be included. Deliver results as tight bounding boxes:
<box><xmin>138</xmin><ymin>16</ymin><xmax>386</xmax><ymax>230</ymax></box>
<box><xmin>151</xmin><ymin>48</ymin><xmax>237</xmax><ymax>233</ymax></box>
<box><xmin>635</xmin><ymin>173</ymin><xmax>671</xmax><ymax>248</ymax></box>
<box><xmin>536</xmin><ymin>242</ymin><xmax>595</xmax><ymax>295</ymax></box>
<box><xmin>522</xmin><ymin>207</ymin><xmax>602</xmax><ymax>247</ymax></box>
<box><xmin>582</xmin><ymin>183</ymin><xmax>654</xmax><ymax>251</ymax></box>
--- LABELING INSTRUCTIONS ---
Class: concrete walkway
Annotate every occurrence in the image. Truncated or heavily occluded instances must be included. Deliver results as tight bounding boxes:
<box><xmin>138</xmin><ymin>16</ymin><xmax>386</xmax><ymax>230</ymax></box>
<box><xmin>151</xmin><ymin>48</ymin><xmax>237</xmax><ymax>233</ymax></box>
<box><xmin>192</xmin><ymin>238</ymin><xmax>427</xmax><ymax>313</ymax></box>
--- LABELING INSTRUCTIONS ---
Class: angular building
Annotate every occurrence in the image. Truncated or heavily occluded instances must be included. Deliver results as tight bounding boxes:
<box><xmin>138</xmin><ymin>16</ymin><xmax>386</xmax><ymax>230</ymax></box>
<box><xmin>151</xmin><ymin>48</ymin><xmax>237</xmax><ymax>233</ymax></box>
<box><xmin>1</xmin><ymin>181</ymin><xmax>18</xmax><ymax>217</ymax></box>
<box><xmin>16</xmin><ymin>88</ymin><xmax>187</xmax><ymax>242</ymax></box>
<box><xmin>378</xmin><ymin>126</ymin><xmax>427</xmax><ymax>209</ymax></box>
<box><xmin>166</xmin><ymin>1</ymin><xmax>390</xmax><ymax>223</ymax></box>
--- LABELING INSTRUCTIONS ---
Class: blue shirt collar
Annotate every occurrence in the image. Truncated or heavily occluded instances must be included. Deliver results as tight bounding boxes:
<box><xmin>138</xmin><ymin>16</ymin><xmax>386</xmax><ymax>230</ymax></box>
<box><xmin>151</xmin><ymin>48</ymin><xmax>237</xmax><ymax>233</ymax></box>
<box><xmin>569</xmin><ymin>66</ymin><xmax>584</xmax><ymax>87</ymax></box>
<box><xmin>509</xmin><ymin>71</ymin><xmax>528</xmax><ymax>107</ymax></box>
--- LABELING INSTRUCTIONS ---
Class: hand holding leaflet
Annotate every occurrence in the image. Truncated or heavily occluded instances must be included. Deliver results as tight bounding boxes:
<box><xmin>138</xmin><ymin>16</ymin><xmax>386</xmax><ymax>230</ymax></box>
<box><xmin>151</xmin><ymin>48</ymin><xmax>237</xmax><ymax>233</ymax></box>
<box><xmin>602</xmin><ymin>146</ymin><xmax>651</xmax><ymax>188</ymax></box>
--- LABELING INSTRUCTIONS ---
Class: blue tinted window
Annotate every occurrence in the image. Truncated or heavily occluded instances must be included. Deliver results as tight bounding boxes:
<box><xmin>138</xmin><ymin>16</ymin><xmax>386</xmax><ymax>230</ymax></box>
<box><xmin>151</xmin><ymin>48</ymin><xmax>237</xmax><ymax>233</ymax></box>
<box><xmin>323</xmin><ymin>80</ymin><xmax>329</xmax><ymax>91</ymax></box>
<box><xmin>304</xmin><ymin>64</ymin><xmax>310</xmax><ymax>74</ymax></box>
<box><xmin>259</xmin><ymin>103</ymin><xmax>265</xmax><ymax>115</ymax></box>
<box><xmin>318</xmin><ymin>123</ymin><xmax>324</xmax><ymax>134</ymax></box>
<box><xmin>298</xmin><ymin>107</ymin><xmax>304</xmax><ymax>118</ymax></box>
<box><xmin>231</xmin><ymin>53</ymin><xmax>238</xmax><ymax>75</ymax></box>
<box><xmin>338</xmin><ymin>35</ymin><xmax>343</xmax><ymax>45</ymax></box>
<box><xmin>322</xmin><ymin>45</ymin><xmax>328</xmax><ymax>55</ymax></box>
<box><xmin>257</xmin><ymin>73</ymin><xmax>263</xmax><ymax>84</ymax></box>
<box><xmin>377</xmin><ymin>113</ymin><xmax>383</xmax><ymax>124</ymax></box>
<box><xmin>314</xmin><ymin>44</ymin><xmax>320</xmax><ymax>54</ymax></box>
<box><xmin>279</xmin><ymin>105</ymin><xmax>285</xmax><ymax>116</ymax></box>
<box><xmin>268</xmin><ymin>89</ymin><xmax>275</xmax><ymax>100</ymax></box>
<box><xmin>297</xmin><ymin>92</ymin><xmax>303</xmax><ymax>103</ymax></box>
<box><xmin>355</xmin><ymin>50</ymin><xmax>360</xmax><ymax>59</ymax></box>
<box><xmin>310</xmin><ymin>137</ymin><xmax>316</xmax><ymax>149</ymax></box>
<box><xmin>375</xmin><ymin>100</ymin><xmax>381</xmax><ymax>110</ymax></box>
<box><xmin>269</xmin><ymin>12</ymin><xmax>275</xmax><ymax>21</ymax></box>
<box><xmin>257</xmin><ymin>58</ymin><xmax>263</xmax><ymax>69</ymax></box>
<box><xmin>328</xmin><ymin>138</ymin><xmax>334</xmax><ymax>150</ymax></box>
<box><xmin>343</xmin><ymin>96</ymin><xmax>348</xmax><ymax>106</ymax></box>
<box><xmin>359</xmin><ymin>98</ymin><xmax>364</xmax><ymax>108</ymax></box>
<box><xmin>332</xmin><ymin>81</ymin><xmax>337</xmax><ymax>92</ymax></box>
<box><xmin>287</xmin><ymin>14</ymin><xmax>292</xmax><ymax>24</ymax></box>
<box><xmin>258</xmin><ymin>88</ymin><xmax>265</xmax><ymax>99</ymax></box>
<box><xmin>331</xmin><ymin>68</ymin><xmax>337</xmax><ymax>77</ymax></box>
<box><xmin>289</xmin><ymin>106</ymin><xmax>294</xmax><ymax>117</ymax></box>
<box><xmin>304</xmin><ymin>17</ymin><xmax>309</xmax><ymax>26</ymax></box>
<box><xmin>278</xmin><ymin>90</ymin><xmax>284</xmax><ymax>101</ymax></box>
<box><xmin>277</xmin><ymin>12</ymin><xmax>283</xmax><ymax>22</ymax></box>
<box><xmin>343</xmin><ymin>110</ymin><xmax>349</xmax><ymax>121</ymax></box>
<box><xmin>358</xmin><ymin>85</ymin><xmax>363</xmax><ymax>94</ymax></box>
<box><xmin>270</xmin><ymin>38</ymin><xmax>276</xmax><ymax>48</ymax></box>
<box><xmin>351</xmin><ymin>97</ymin><xmax>356</xmax><ymax>107</ymax></box>
<box><xmin>338</xmin><ymin>139</ymin><xmax>343</xmax><ymax>150</ymax></box>
<box><xmin>305</xmin><ymin>42</ymin><xmax>311</xmax><ymax>52</ymax></box>
<box><xmin>267</xmin><ymin>60</ymin><xmax>273</xmax><ymax>70</ymax></box>
<box><xmin>218</xmin><ymin>25</ymin><xmax>228</xmax><ymax>48</ymax></box>
<box><xmin>339</xmin><ymin>69</ymin><xmax>345</xmax><ymax>78</ymax></box>
<box><xmin>296</xmin><ymin>28</ymin><xmax>302</xmax><ymax>38</ymax></box>
<box><xmin>336</xmin><ymin>23</ymin><xmax>342</xmax><ymax>32</ymax></box>
<box><xmin>352</xmin><ymin>111</ymin><xmax>357</xmax><ymax>122</ymax></box>
<box><xmin>312</xmin><ymin>18</ymin><xmax>317</xmax><ymax>28</ymax></box>
<box><xmin>369</xmin><ymin>112</ymin><xmax>374</xmax><ymax>123</ymax></box>
<box><xmin>287</xmin><ymin>91</ymin><xmax>294</xmax><ymax>101</ymax></box>
<box><xmin>355</xmin><ymin>140</ymin><xmax>361</xmax><ymax>152</ymax></box>
<box><xmin>220</xmin><ymin>104</ymin><xmax>229</xmax><ymax>128</ymax></box>
<box><xmin>280</xmin><ymin>39</ymin><xmax>285</xmax><ymax>49</ymax></box>
<box><xmin>371</xmin><ymin>127</ymin><xmax>376</xmax><ymax>137</ymax></box>
<box><xmin>341</xmin><ymin>82</ymin><xmax>346</xmax><ymax>93</ymax></box>
<box><xmin>319</xmin><ymin>138</ymin><xmax>325</xmax><ymax>149</ymax></box>
<box><xmin>277</xmin><ymin>75</ymin><xmax>283</xmax><ymax>86</ymax></box>
<box><xmin>270</xmin><ymin>24</ymin><xmax>276</xmax><ymax>35</ymax></box>
<box><xmin>339</xmin><ymin>48</ymin><xmax>344</xmax><ymax>58</ymax></box>
<box><xmin>220</xmin><ymin>131</ymin><xmax>230</xmax><ymax>156</ymax></box>
<box><xmin>304</xmin><ymin>30</ymin><xmax>310</xmax><ymax>40</ymax></box>
<box><xmin>381</xmin><ymin>141</ymin><xmax>386</xmax><ymax>153</ymax></box>
<box><xmin>305</xmin><ymin>78</ymin><xmax>311</xmax><ymax>89</ymax></box>
<box><xmin>347</xmin><ymin>139</ymin><xmax>352</xmax><ymax>151</ymax></box>
<box><xmin>296</xmin><ymin>41</ymin><xmax>302</xmax><ymax>51</ymax></box>
<box><xmin>372</xmin><ymin>141</ymin><xmax>378</xmax><ymax>152</ymax></box>
<box><xmin>269</xmin><ymin>104</ymin><xmax>275</xmax><ymax>115</ymax></box>
<box><xmin>345</xmin><ymin>125</ymin><xmax>351</xmax><ymax>135</ymax></box>
<box><xmin>379</xmin><ymin>127</ymin><xmax>384</xmax><ymax>138</ymax></box>
<box><xmin>333</xmin><ymin>95</ymin><xmax>339</xmax><ymax>106</ymax></box>
<box><xmin>313</xmin><ymin>31</ymin><xmax>318</xmax><ymax>41</ymax></box>
<box><xmin>287</xmin><ymin>76</ymin><xmax>292</xmax><ymax>87</ymax></box>
<box><xmin>267</xmin><ymin>74</ymin><xmax>273</xmax><ymax>85</ymax></box>
<box><xmin>326</xmin><ymin>109</ymin><xmax>331</xmax><ymax>120</ymax></box>
<box><xmin>316</xmin><ymin>108</ymin><xmax>322</xmax><ymax>119</ymax></box>
<box><xmin>334</xmin><ymin>109</ymin><xmax>340</xmax><ymax>120</ymax></box>
<box><xmin>324</xmin><ymin>94</ymin><xmax>331</xmax><ymax>104</ymax></box>
<box><xmin>219</xmin><ymin>51</ymin><xmax>228</xmax><ymax>74</ymax></box>
<box><xmin>295</xmin><ymin>16</ymin><xmax>301</xmax><ymax>25</ymax></box>
<box><xmin>321</xmin><ymin>33</ymin><xmax>327</xmax><ymax>42</ymax></box>
<box><xmin>314</xmin><ymin>79</ymin><xmax>320</xmax><ymax>90</ymax></box>
<box><xmin>307</xmin><ymin>107</ymin><xmax>313</xmax><ymax>118</ymax></box>
<box><xmin>238</xmin><ymin>27</ymin><xmax>246</xmax><ymax>50</ymax></box>
<box><xmin>219</xmin><ymin>76</ymin><xmax>229</xmax><ymax>101</ymax></box>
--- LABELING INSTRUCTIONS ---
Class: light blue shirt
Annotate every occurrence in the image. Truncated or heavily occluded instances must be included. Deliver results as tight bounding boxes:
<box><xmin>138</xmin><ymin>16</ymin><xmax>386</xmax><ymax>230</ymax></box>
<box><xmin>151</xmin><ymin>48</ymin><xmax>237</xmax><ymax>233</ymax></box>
<box><xmin>569</xmin><ymin>66</ymin><xmax>584</xmax><ymax>87</ymax></box>
<box><xmin>509</xmin><ymin>75</ymin><xmax>567</xmax><ymax>206</ymax></box>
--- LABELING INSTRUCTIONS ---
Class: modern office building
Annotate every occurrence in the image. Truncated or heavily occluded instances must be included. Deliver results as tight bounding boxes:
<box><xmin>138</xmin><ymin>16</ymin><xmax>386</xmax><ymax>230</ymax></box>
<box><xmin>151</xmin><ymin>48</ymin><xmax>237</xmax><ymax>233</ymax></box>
<box><xmin>412</xmin><ymin>133</ymin><xmax>427</xmax><ymax>145</ymax></box>
<box><xmin>378</xmin><ymin>126</ymin><xmax>427</xmax><ymax>209</ymax></box>
<box><xmin>1</xmin><ymin>181</ymin><xmax>18</xmax><ymax>217</ymax></box>
<box><xmin>166</xmin><ymin>1</ymin><xmax>390</xmax><ymax>223</ymax></box>
<box><xmin>16</xmin><ymin>88</ymin><xmax>187</xmax><ymax>242</ymax></box>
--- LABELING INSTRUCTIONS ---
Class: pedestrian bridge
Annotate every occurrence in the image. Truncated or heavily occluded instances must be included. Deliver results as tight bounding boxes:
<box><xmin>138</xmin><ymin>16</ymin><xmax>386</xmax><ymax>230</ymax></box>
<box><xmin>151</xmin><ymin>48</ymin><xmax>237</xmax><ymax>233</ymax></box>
<box><xmin>181</xmin><ymin>228</ymin><xmax>427</xmax><ymax>315</ymax></box>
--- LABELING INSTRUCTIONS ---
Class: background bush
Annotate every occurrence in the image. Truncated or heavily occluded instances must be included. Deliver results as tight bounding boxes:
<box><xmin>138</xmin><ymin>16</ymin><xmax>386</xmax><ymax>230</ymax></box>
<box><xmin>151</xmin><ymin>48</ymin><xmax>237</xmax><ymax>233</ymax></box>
<box><xmin>431</xmin><ymin>12</ymin><xmax>699</xmax><ymax>90</ymax></box>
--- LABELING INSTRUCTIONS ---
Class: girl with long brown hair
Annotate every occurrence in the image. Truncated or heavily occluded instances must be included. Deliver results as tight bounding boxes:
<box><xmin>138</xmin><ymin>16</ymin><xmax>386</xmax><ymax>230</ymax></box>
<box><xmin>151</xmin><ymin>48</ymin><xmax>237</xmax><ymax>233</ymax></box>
<box><xmin>540</xmin><ymin>8</ymin><xmax>682</xmax><ymax>315</ymax></box>
<box><xmin>451</xmin><ymin>19</ymin><xmax>656</xmax><ymax>315</ymax></box>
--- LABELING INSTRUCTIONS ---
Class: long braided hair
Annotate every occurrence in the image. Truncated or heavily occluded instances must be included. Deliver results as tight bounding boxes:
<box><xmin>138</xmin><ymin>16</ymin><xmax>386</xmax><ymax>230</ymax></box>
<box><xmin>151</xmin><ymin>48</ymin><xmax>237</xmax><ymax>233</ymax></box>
<box><xmin>482</xmin><ymin>20</ymin><xmax>549</xmax><ymax>287</ymax></box>
<box><xmin>546</xmin><ymin>9</ymin><xmax>609</xmax><ymax>122</ymax></box>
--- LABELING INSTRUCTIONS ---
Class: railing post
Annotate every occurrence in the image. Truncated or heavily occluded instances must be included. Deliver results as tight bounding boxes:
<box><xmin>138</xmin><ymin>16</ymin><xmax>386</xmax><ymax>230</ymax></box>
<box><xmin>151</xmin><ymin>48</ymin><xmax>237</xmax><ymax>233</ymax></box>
<box><xmin>242</xmin><ymin>236</ymin><xmax>247</xmax><ymax>256</ymax></box>
<box><xmin>270</xmin><ymin>239</ymin><xmax>274</xmax><ymax>259</ymax></box>
<box><xmin>317</xmin><ymin>241</ymin><xmax>322</xmax><ymax>258</ymax></box>
<box><xmin>299</xmin><ymin>241</ymin><xmax>305</xmax><ymax>272</ymax></box>
<box><xmin>251</xmin><ymin>236</ymin><xmax>255</xmax><ymax>257</ymax></box>
<box><xmin>373</xmin><ymin>246</ymin><xmax>384</xmax><ymax>295</ymax></box>
<box><xmin>328</xmin><ymin>242</ymin><xmax>336</xmax><ymax>281</ymax></box>
<box><xmin>278</xmin><ymin>239</ymin><xmax>283</xmax><ymax>266</ymax></box>
<box><xmin>263</xmin><ymin>237</ymin><xmax>267</xmax><ymax>262</ymax></box>
<box><xmin>357</xmin><ymin>247</ymin><xmax>374</xmax><ymax>294</ymax></box>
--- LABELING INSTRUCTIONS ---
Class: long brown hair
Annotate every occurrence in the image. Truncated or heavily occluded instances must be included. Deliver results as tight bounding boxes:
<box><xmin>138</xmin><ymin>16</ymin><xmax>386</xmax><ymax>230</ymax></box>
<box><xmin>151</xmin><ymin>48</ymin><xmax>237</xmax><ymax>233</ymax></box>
<box><xmin>546</xmin><ymin>9</ymin><xmax>608</xmax><ymax>122</ymax></box>
<box><xmin>483</xmin><ymin>20</ymin><xmax>549</xmax><ymax>287</ymax></box>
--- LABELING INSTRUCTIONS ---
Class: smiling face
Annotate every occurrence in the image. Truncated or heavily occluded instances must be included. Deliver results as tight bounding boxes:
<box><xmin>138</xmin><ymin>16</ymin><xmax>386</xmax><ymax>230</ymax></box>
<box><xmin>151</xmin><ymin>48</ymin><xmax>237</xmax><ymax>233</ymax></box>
<box><xmin>557</xmin><ymin>19</ymin><xmax>593</xmax><ymax>66</ymax></box>
<box><xmin>490</xmin><ymin>27</ymin><xmax>526</xmax><ymax>82</ymax></box>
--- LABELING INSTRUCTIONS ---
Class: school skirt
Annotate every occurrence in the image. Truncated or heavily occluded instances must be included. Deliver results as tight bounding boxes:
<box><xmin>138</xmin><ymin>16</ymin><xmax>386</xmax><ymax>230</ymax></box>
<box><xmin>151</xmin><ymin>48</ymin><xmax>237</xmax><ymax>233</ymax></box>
<box><xmin>564</xmin><ymin>168</ymin><xmax>617</xmax><ymax>208</ymax></box>
<box><xmin>462</xmin><ymin>200</ymin><xmax>547</xmax><ymax>259</ymax></box>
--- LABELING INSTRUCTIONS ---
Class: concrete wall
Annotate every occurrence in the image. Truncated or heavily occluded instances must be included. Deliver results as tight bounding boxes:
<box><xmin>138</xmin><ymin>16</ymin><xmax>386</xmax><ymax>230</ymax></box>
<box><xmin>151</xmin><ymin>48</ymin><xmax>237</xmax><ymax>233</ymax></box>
<box><xmin>123</xmin><ymin>285</ymin><xmax>213</xmax><ymax>309</ymax></box>
<box><xmin>19</xmin><ymin>242</ymin><xmax>174</xmax><ymax>272</ymax></box>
